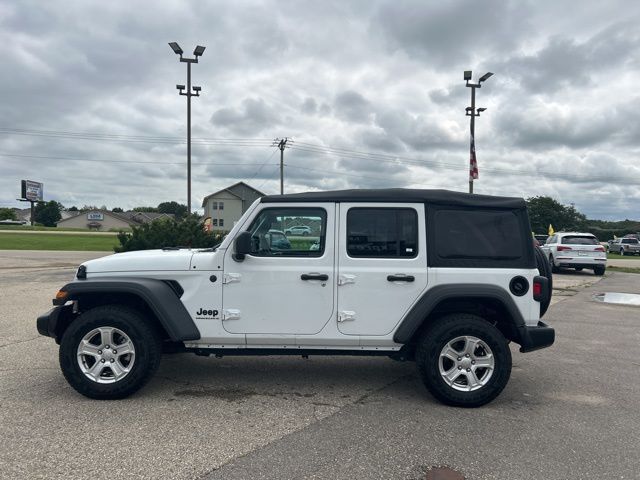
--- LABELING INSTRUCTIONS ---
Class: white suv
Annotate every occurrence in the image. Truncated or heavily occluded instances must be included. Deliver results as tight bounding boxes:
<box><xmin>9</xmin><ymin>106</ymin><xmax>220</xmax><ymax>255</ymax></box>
<box><xmin>541</xmin><ymin>232</ymin><xmax>606</xmax><ymax>275</ymax></box>
<box><xmin>37</xmin><ymin>189</ymin><xmax>554</xmax><ymax>407</ymax></box>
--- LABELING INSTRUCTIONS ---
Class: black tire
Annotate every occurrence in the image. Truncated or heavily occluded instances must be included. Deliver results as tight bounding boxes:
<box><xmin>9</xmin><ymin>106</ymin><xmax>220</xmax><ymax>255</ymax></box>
<box><xmin>574</xmin><ymin>267</ymin><xmax>583</xmax><ymax>271</ymax></box>
<box><xmin>534</xmin><ymin>246</ymin><xmax>552</xmax><ymax>317</ymax></box>
<box><xmin>59</xmin><ymin>305</ymin><xmax>162</xmax><ymax>400</ymax></box>
<box><xmin>594</xmin><ymin>265</ymin><xmax>605</xmax><ymax>276</ymax></box>
<box><xmin>416</xmin><ymin>314</ymin><xmax>512</xmax><ymax>408</ymax></box>
<box><xmin>549</xmin><ymin>254</ymin><xmax>560</xmax><ymax>273</ymax></box>
<box><xmin>620</xmin><ymin>249</ymin><xmax>625</xmax><ymax>256</ymax></box>
<box><xmin>302</xmin><ymin>231</ymin><xmax>309</xmax><ymax>236</ymax></box>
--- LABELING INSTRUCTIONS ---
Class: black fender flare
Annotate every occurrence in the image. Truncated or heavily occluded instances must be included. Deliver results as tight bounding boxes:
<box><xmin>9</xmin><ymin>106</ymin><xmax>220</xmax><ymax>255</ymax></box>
<box><xmin>58</xmin><ymin>277</ymin><xmax>200</xmax><ymax>341</ymax></box>
<box><xmin>393</xmin><ymin>284</ymin><xmax>526</xmax><ymax>345</ymax></box>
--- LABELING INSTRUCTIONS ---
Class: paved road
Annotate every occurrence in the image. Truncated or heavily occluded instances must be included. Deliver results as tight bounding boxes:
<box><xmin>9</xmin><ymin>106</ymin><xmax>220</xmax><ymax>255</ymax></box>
<box><xmin>0</xmin><ymin>230</ymin><xmax>118</xmax><ymax>235</ymax></box>
<box><xmin>1</xmin><ymin>250</ymin><xmax>639</xmax><ymax>479</ymax></box>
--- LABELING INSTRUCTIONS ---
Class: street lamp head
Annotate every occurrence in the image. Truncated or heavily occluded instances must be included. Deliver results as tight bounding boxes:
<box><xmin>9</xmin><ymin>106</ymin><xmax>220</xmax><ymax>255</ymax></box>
<box><xmin>464</xmin><ymin>70</ymin><xmax>472</xmax><ymax>81</ymax></box>
<box><xmin>477</xmin><ymin>107</ymin><xmax>487</xmax><ymax>112</ymax></box>
<box><xmin>176</xmin><ymin>84</ymin><xmax>185</xmax><ymax>90</ymax></box>
<box><xmin>192</xmin><ymin>86</ymin><xmax>202</xmax><ymax>92</ymax></box>
<box><xmin>465</xmin><ymin>107</ymin><xmax>473</xmax><ymax>112</ymax></box>
<box><xmin>169</xmin><ymin>42</ymin><xmax>184</xmax><ymax>55</ymax></box>
<box><xmin>193</xmin><ymin>45</ymin><xmax>206</xmax><ymax>57</ymax></box>
<box><xmin>479</xmin><ymin>72</ymin><xmax>494</xmax><ymax>83</ymax></box>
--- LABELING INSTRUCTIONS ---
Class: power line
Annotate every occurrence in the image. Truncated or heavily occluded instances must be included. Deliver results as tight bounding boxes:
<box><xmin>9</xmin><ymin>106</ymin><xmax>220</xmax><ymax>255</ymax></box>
<box><xmin>0</xmin><ymin>152</ymin><xmax>267</xmax><ymax>166</ymax></box>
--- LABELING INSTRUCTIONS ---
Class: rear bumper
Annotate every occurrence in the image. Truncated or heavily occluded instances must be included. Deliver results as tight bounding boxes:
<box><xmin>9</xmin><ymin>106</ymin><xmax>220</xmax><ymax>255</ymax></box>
<box><xmin>556</xmin><ymin>258</ymin><xmax>606</xmax><ymax>269</ymax></box>
<box><xmin>518</xmin><ymin>321</ymin><xmax>555</xmax><ymax>353</ymax></box>
<box><xmin>37</xmin><ymin>304</ymin><xmax>74</xmax><ymax>342</ymax></box>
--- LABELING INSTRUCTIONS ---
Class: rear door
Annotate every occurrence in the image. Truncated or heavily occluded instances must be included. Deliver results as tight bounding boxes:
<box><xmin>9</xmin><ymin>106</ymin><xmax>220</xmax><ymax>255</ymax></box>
<box><xmin>336</xmin><ymin>203</ymin><xmax>428</xmax><ymax>336</ymax></box>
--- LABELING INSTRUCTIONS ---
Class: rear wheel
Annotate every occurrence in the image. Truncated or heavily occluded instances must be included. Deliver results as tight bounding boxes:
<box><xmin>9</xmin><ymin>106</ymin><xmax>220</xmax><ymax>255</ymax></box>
<box><xmin>59</xmin><ymin>305</ymin><xmax>162</xmax><ymax>399</ymax></box>
<box><xmin>594</xmin><ymin>266</ymin><xmax>605</xmax><ymax>276</ymax></box>
<box><xmin>416</xmin><ymin>314</ymin><xmax>512</xmax><ymax>407</ymax></box>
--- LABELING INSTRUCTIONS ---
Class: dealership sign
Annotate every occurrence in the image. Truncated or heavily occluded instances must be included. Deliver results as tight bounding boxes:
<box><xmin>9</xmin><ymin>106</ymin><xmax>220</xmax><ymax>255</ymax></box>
<box><xmin>21</xmin><ymin>180</ymin><xmax>43</xmax><ymax>202</ymax></box>
<box><xmin>87</xmin><ymin>212</ymin><xmax>104</xmax><ymax>221</ymax></box>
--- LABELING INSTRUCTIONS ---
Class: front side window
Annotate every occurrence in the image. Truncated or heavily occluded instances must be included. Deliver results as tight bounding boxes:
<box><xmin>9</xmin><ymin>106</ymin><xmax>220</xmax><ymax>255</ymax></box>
<box><xmin>347</xmin><ymin>208</ymin><xmax>418</xmax><ymax>258</ymax></box>
<box><xmin>247</xmin><ymin>208</ymin><xmax>326</xmax><ymax>257</ymax></box>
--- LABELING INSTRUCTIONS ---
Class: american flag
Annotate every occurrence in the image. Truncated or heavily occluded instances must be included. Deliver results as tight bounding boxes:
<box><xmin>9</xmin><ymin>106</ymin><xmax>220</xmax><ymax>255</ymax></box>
<box><xmin>469</xmin><ymin>131</ymin><xmax>479</xmax><ymax>180</ymax></box>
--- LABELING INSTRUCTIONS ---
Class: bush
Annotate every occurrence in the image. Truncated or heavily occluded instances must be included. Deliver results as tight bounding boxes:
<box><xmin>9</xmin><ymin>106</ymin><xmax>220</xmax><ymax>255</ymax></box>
<box><xmin>114</xmin><ymin>216</ymin><xmax>225</xmax><ymax>252</ymax></box>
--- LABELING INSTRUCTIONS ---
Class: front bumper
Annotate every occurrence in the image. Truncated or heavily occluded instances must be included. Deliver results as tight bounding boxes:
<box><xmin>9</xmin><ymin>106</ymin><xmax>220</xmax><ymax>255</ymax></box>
<box><xmin>518</xmin><ymin>321</ymin><xmax>555</xmax><ymax>353</ymax></box>
<box><xmin>37</xmin><ymin>304</ymin><xmax>74</xmax><ymax>343</ymax></box>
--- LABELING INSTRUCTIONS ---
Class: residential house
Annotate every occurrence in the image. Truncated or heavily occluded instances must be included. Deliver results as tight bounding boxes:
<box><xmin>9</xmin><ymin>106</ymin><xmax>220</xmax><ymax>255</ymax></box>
<box><xmin>201</xmin><ymin>182</ymin><xmax>265</xmax><ymax>231</ymax></box>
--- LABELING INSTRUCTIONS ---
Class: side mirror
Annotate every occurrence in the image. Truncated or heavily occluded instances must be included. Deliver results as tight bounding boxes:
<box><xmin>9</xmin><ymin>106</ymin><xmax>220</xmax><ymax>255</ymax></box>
<box><xmin>233</xmin><ymin>231</ymin><xmax>252</xmax><ymax>262</ymax></box>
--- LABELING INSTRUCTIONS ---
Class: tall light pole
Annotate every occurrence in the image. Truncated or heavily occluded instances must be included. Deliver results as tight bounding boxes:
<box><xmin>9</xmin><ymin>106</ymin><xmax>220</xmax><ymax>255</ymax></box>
<box><xmin>464</xmin><ymin>70</ymin><xmax>493</xmax><ymax>194</ymax></box>
<box><xmin>169</xmin><ymin>42</ymin><xmax>205</xmax><ymax>214</ymax></box>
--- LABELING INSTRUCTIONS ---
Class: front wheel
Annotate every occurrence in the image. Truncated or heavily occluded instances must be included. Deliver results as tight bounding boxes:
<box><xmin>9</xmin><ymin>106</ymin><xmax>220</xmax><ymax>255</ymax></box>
<box><xmin>416</xmin><ymin>314</ymin><xmax>512</xmax><ymax>407</ymax></box>
<box><xmin>59</xmin><ymin>305</ymin><xmax>162</xmax><ymax>399</ymax></box>
<box><xmin>550</xmin><ymin>255</ymin><xmax>560</xmax><ymax>273</ymax></box>
<box><xmin>620</xmin><ymin>249</ymin><xmax>625</xmax><ymax>256</ymax></box>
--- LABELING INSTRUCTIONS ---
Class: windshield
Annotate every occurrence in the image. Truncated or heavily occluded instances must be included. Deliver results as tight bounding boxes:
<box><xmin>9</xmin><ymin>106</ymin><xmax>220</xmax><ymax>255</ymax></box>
<box><xmin>562</xmin><ymin>236</ymin><xmax>598</xmax><ymax>245</ymax></box>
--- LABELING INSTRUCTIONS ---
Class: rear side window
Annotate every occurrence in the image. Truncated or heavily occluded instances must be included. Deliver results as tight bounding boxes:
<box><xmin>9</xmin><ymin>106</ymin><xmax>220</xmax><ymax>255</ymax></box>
<box><xmin>562</xmin><ymin>236</ymin><xmax>598</xmax><ymax>245</ymax></box>
<box><xmin>622</xmin><ymin>239</ymin><xmax>639</xmax><ymax>244</ymax></box>
<box><xmin>347</xmin><ymin>208</ymin><xmax>418</xmax><ymax>258</ymax></box>
<box><xmin>434</xmin><ymin>209</ymin><xmax>523</xmax><ymax>261</ymax></box>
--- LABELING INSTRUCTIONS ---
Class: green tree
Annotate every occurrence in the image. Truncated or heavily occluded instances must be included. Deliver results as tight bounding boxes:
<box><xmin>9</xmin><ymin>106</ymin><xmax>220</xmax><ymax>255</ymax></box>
<box><xmin>115</xmin><ymin>216</ymin><xmax>223</xmax><ymax>252</ymax></box>
<box><xmin>157</xmin><ymin>201</ymin><xmax>188</xmax><ymax>219</ymax></box>
<box><xmin>34</xmin><ymin>201</ymin><xmax>63</xmax><ymax>227</ymax></box>
<box><xmin>526</xmin><ymin>196</ymin><xmax>587</xmax><ymax>234</ymax></box>
<box><xmin>68</xmin><ymin>206</ymin><xmax>79</xmax><ymax>212</ymax></box>
<box><xmin>112</xmin><ymin>207</ymin><xmax>124</xmax><ymax>213</ymax></box>
<box><xmin>0</xmin><ymin>208</ymin><xmax>18</xmax><ymax>220</ymax></box>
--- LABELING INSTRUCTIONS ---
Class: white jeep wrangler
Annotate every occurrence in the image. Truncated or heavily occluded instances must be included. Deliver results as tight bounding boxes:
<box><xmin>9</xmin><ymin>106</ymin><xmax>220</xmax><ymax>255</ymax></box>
<box><xmin>37</xmin><ymin>189</ymin><xmax>554</xmax><ymax>407</ymax></box>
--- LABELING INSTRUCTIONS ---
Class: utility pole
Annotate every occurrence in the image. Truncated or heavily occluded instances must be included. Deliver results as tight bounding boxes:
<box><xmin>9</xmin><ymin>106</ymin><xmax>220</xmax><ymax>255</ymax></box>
<box><xmin>274</xmin><ymin>138</ymin><xmax>289</xmax><ymax>194</ymax></box>
<box><xmin>464</xmin><ymin>70</ymin><xmax>493</xmax><ymax>194</ymax></box>
<box><xmin>169</xmin><ymin>42</ymin><xmax>205</xmax><ymax>214</ymax></box>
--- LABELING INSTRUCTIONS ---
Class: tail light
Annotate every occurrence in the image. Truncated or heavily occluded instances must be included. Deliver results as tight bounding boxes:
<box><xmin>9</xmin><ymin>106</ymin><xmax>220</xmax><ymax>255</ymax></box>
<box><xmin>557</xmin><ymin>246</ymin><xmax>572</xmax><ymax>251</ymax></box>
<box><xmin>533</xmin><ymin>276</ymin><xmax>547</xmax><ymax>302</ymax></box>
<box><xmin>595</xmin><ymin>246</ymin><xmax>605</xmax><ymax>252</ymax></box>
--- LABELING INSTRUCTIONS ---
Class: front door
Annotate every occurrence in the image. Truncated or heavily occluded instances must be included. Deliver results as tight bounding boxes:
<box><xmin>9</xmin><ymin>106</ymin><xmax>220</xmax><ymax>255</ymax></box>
<box><xmin>337</xmin><ymin>203</ymin><xmax>428</xmax><ymax>336</ymax></box>
<box><xmin>222</xmin><ymin>204</ymin><xmax>335</xmax><ymax>335</ymax></box>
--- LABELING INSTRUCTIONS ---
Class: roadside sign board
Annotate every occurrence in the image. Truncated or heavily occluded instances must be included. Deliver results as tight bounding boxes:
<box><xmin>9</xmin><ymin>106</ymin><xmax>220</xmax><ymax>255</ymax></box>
<box><xmin>21</xmin><ymin>180</ymin><xmax>43</xmax><ymax>202</ymax></box>
<box><xmin>87</xmin><ymin>212</ymin><xmax>104</xmax><ymax>221</ymax></box>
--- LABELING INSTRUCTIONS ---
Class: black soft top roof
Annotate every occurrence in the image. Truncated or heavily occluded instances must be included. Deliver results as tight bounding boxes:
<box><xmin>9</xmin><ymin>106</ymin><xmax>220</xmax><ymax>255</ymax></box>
<box><xmin>261</xmin><ymin>188</ymin><xmax>526</xmax><ymax>209</ymax></box>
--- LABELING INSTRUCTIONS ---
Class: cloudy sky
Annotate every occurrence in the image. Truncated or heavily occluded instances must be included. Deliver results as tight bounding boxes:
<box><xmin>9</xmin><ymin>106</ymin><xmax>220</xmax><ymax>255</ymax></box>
<box><xmin>1</xmin><ymin>0</ymin><xmax>639</xmax><ymax>220</ymax></box>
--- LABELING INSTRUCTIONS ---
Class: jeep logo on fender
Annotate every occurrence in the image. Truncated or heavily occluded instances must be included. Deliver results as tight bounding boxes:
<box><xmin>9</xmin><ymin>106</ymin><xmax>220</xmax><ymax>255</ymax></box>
<box><xmin>195</xmin><ymin>308</ymin><xmax>219</xmax><ymax>319</ymax></box>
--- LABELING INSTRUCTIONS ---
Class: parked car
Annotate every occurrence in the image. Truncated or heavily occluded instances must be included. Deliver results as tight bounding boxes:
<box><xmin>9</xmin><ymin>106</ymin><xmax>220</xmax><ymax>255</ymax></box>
<box><xmin>37</xmin><ymin>188</ymin><xmax>554</xmax><ymax>408</ymax></box>
<box><xmin>609</xmin><ymin>237</ymin><xmax>640</xmax><ymax>256</ymax></box>
<box><xmin>534</xmin><ymin>234</ymin><xmax>548</xmax><ymax>245</ymax></box>
<box><xmin>284</xmin><ymin>225</ymin><xmax>311</xmax><ymax>236</ymax></box>
<box><xmin>541</xmin><ymin>232</ymin><xmax>607</xmax><ymax>275</ymax></box>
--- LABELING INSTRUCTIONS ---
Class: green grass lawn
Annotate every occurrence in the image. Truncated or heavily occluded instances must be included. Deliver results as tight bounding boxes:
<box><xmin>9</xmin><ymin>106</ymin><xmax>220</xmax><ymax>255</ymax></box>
<box><xmin>0</xmin><ymin>232</ymin><xmax>118</xmax><ymax>251</ymax></box>
<box><xmin>608</xmin><ymin>266</ymin><xmax>640</xmax><ymax>274</ymax></box>
<box><xmin>607</xmin><ymin>252</ymin><xmax>640</xmax><ymax>260</ymax></box>
<box><xmin>0</xmin><ymin>225</ymin><xmax>130</xmax><ymax>232</ymax></box>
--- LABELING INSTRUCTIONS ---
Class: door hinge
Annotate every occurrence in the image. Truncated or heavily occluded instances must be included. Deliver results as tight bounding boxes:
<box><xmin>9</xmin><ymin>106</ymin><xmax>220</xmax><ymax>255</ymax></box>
<box><xmin>223</xmin><ymin>273</ymin><xmax>242</xmax><ymax>284</ymax></box>
<box><xmin>338</xmin><ymin>274</ymin><xmax>357</xmax><ymax>286</ymax></box>
<box><xmin>222</xmin><ymin>309</ymin><xmax>241</xmax><ymax>321</ymax></box>
<box><xmin>338</xmin><ymin>311</ymin><xmax>356</xmax><ymax>323</ymax></box>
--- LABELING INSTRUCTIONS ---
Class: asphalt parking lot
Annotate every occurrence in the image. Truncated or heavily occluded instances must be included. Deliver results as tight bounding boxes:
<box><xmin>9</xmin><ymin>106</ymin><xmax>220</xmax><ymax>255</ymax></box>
<box><xmin>1</xmin><ymin>250</ymin><xmax>639</xmax><ymax>479</ymax></box>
